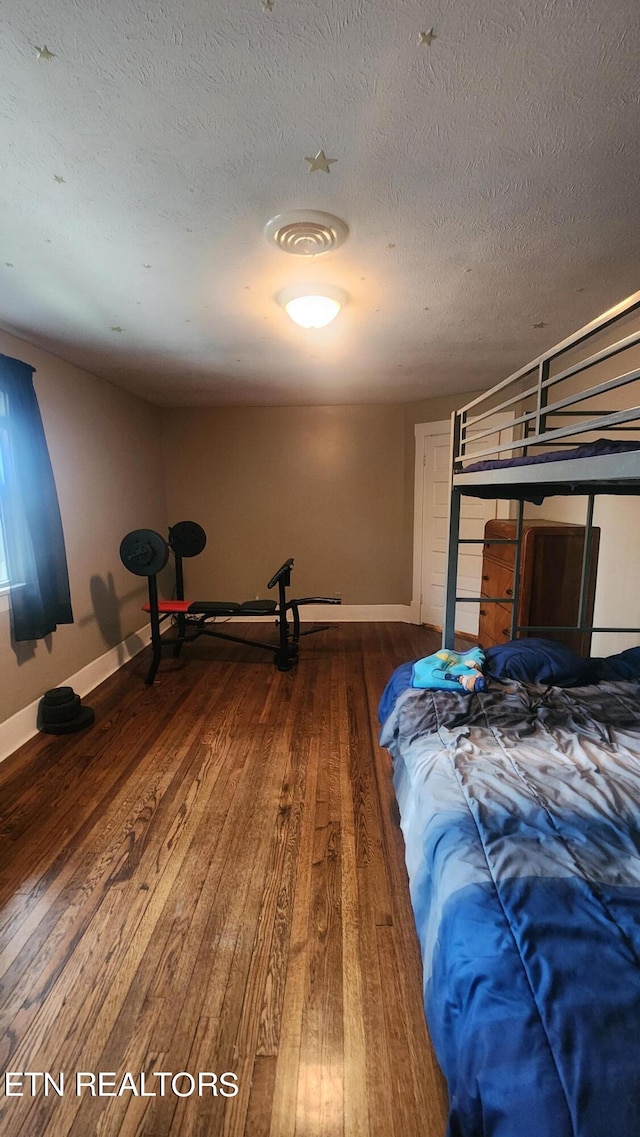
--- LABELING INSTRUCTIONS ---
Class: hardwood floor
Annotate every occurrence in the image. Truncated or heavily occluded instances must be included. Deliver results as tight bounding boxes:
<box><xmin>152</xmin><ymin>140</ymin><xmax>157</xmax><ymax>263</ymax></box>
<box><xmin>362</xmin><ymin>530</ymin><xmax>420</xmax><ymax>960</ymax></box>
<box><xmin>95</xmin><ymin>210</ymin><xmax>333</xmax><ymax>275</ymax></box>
<box><xmin>0</xmin><ymin>622</ymin><xmax>448</xmax><ymax>1136</ymax></box>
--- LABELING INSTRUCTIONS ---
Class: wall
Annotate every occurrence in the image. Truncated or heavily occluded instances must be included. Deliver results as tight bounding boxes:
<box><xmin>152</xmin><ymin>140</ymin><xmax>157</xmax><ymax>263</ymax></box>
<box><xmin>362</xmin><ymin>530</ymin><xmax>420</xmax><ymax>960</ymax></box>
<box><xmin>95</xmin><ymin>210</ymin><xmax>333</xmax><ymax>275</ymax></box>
<box><xmin>0</xmin><ymin>330</ymin><xmax>167</xmax><ymax>724</ymax></box>
<box><xmin>161</xmin><ymin>404</ymin><xmax>409</xmax><ymax>604</ymax></box>
<box><xmin>161</xmin><ymin>394</ymin><xmax>484</xmax><ymax>611</ymax></box>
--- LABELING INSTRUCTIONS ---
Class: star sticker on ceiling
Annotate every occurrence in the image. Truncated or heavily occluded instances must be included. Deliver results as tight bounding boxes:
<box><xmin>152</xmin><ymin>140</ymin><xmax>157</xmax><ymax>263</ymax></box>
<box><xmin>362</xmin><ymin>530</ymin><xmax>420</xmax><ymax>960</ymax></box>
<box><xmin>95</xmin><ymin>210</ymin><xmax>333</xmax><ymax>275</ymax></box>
<box><xmin>262</xmin><ymin>0</ymin><xmax>274</xmax><ymax>10</ymax></box>
<box><xmin>53</xmin><ymin>174</ymin><xmax>65</xmax><ymax>183</ymax></box>
<box><xmin>110</xmin><ymin>326</ymin><xmax>124</xmax><ymax>332</ymax></box>
<box><xmin>533</xmin><ymin>321</ymin><xmax>546</xmax><ymax>328</ymax></box>
<box><xmin>35</xmin><ymin>45</ymin><xmax>55</xmax><ymax>61</ymax></box>
<box><xmin>305</xmin><ymin>150</ymin><xmax>337</xmax><ymax>174</ymax></box>
<box><xmin>419</xmin><ymin>28</ymin><xmax>436</xmax><ymax>46</ymax></box>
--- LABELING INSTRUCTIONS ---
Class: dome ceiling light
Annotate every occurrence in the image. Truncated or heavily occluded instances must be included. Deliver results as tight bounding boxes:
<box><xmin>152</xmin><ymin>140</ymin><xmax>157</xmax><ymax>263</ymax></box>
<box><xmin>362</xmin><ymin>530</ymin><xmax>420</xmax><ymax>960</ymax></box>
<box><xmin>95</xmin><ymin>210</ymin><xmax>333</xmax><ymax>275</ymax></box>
<box><xmin>276</xmin><ymin>284</ymin><xmax>348</xmax><ymax>328</ymax></box>
<box><xmin>263</xmin><ymin>210</ymin><xmax>349</xmax><ymax>257</ymax></box>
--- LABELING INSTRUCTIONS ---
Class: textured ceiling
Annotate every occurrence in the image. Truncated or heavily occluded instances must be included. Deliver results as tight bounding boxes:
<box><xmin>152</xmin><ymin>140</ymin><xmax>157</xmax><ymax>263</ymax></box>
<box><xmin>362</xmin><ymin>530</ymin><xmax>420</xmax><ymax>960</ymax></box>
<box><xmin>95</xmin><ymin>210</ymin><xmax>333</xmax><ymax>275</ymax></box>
<box><xmin>1</xmin><ymin>0</ymin><xmax>639</xmax><ymax>406</ymax></box>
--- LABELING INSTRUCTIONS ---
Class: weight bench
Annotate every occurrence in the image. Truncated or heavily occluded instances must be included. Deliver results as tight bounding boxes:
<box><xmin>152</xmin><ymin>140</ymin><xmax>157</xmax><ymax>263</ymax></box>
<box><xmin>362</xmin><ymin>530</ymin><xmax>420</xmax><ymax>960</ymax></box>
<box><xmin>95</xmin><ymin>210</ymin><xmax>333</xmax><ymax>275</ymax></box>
<box><xmin>120</xmin><ymin>521</ymin><xmax>341</xmax><ymax>684</ymax></box>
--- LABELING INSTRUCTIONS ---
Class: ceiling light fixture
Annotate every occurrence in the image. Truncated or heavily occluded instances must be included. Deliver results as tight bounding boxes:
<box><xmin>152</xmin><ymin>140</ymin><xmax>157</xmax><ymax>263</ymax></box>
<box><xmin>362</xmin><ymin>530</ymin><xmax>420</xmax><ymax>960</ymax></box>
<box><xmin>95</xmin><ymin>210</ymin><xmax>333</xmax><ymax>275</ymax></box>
<box><xmin>276</xmin><ymin>284</ymin><xmax>347</xmax><ymax>328</ymax></box>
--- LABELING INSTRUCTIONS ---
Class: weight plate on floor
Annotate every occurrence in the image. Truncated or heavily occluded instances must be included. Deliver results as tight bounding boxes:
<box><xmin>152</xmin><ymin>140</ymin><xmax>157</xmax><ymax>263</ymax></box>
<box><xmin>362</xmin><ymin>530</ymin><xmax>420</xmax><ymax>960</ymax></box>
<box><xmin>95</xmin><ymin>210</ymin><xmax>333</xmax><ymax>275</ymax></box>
<box><xmin>168</xmin><ymin>520</ymin><xmax>206</xmax><ymax>558</ymax></box>
<box><xmin>120</xmin><ymin>529</ymin><xmax>169</xmax><ymax>576</ymax></box>
<box><xmin>42</xmin><ymin>686</ymin><xmax>76</xmax><ymax>705</ymax></box>
<box><xmin>40</xmin><ymin>694</ymin><xmax>82</xmax><ymax>723</ymax></box>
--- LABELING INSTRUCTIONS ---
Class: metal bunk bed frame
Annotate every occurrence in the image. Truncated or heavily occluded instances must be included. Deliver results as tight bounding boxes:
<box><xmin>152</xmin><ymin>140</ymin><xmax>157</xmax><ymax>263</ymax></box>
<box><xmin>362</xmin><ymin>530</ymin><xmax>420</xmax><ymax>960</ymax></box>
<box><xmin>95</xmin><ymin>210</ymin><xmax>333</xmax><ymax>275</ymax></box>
<box><xmin>442</xmin><ymin>290</ymin><xmax>640</xmax><ymax>648</ymax></box>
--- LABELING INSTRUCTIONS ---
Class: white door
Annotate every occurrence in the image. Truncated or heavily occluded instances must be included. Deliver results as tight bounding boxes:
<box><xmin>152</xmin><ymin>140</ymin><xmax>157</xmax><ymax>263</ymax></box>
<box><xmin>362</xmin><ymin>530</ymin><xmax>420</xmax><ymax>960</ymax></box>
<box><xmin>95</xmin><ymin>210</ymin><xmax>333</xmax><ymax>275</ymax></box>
<box><xmin>415</xmin><ymin>418</ymin><xmax>512</xmax><ymax>636</ymax></box>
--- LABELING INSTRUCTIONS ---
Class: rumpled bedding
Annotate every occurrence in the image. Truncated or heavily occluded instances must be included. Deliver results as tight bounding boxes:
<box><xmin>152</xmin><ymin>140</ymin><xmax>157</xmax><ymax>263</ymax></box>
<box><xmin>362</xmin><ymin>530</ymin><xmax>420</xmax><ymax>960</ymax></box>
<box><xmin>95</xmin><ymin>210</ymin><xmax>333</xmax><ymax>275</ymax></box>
<box><xmin>379</xmin><ymin>680</ymin><xmax>640</xmax><ymax>1137</ymax></box>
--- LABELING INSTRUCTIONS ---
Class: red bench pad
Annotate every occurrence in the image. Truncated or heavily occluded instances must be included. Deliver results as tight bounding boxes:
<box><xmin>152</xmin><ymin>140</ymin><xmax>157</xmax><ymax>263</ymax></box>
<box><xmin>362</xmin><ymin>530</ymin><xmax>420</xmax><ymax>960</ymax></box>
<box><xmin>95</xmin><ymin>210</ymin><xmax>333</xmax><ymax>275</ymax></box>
<box><xmin>143</xmin><ymin>600</ymin><xmax>193</xmax><ymax>613</ymax></box>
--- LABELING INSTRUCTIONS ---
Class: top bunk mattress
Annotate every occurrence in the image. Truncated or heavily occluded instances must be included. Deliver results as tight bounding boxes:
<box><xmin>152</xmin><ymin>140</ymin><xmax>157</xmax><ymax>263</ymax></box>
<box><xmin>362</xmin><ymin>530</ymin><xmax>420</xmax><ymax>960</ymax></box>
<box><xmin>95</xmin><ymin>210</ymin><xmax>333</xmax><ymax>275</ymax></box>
<box><xmin>453</xmin><ymin>437</ymin><xmax>640</xmax><ymax>499</ymax></box>
<box><xmin>462</xmin><ymin>437</ymin><xmax>640</xmax><ymax>473</ymax></box>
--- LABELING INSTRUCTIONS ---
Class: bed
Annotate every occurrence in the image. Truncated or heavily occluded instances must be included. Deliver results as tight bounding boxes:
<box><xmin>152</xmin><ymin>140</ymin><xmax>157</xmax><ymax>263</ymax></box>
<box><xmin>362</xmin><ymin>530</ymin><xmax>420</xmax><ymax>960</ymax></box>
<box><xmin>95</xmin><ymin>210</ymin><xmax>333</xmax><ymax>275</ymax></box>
<box><xmin>379</xmin><ymin>665</ymin><xmax>640</xmax><ymax>1137</ymax></box>
<box><xmin>380</xmin><ymin>291</ymin><xmax>640</xmax><ymax>1136</ymax></box>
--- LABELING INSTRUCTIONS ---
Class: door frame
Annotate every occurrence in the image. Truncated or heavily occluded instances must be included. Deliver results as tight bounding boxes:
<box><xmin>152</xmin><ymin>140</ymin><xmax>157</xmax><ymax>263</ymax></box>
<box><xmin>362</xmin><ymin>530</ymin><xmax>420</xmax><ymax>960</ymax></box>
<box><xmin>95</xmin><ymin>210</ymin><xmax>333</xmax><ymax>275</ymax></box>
<box><xmin>412</xmin><ymin>414</ymin><xmax>515</xmax><ymax>628</ymax></box>
<box><xmin>411</xmin><ymin>419</ymin><xmax>450</xmax><ymax>625</ymax></box>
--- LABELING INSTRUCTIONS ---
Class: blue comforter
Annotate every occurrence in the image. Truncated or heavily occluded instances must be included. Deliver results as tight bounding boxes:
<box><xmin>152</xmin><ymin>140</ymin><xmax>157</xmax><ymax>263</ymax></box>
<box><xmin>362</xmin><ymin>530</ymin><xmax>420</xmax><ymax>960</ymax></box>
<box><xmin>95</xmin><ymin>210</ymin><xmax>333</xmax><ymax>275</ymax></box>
<box><xmin>379</xmin><ymin>679</ymin><xmax>640</xmax><ymax>1137</ymax></box>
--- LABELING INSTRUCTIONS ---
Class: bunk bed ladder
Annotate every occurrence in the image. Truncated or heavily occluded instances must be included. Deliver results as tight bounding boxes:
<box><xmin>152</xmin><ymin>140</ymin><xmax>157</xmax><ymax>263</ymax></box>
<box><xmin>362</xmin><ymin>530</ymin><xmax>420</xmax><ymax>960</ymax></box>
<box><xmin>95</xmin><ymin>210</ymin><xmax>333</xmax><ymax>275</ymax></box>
<box><xmin>442</xmin><ymin>412</ymin><xmax>526</xmax><ymax>648</ymax></box>
<box><xmin>509</xmin><ymin>501</ymin><xmax>525</xmax><ymax>639</ymax></box>
<box><xmin>442</xmin><ymin>412</ymin><xmax>462</xmax><ymax>646</ymax></box>
<box><xmin>442</xmin><ymin>494</ymin><xmax>524</xmax><ymax>647</ymax></box>
<box><xmin>442</xmin><ymin>487</ymin><xmax>461</xmax><ymax>647</ymax></box>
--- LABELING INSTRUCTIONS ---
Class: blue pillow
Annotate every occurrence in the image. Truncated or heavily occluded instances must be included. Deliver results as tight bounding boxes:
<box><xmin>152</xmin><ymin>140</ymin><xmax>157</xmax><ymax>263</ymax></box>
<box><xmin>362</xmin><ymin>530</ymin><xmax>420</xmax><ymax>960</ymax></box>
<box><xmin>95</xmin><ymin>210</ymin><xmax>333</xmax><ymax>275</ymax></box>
<box><xmin>594</xmin><ymin>647</ymin><xmax>640</xmax><ymax>682</ymax></box>
<box><xmin>485</xmin><ymin>638</ymin><xmax>597</xmax><ymax>687</ymax></box>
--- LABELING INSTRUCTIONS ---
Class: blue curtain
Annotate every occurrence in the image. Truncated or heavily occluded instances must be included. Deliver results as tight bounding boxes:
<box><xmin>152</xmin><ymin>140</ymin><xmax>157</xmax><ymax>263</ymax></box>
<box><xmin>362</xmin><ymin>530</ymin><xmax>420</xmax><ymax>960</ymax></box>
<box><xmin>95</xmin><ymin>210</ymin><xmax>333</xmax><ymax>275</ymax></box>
<box><xmin>0</xmin><ymin>353</ymin><xmax>73</xmax><ymax>641</ymax></box>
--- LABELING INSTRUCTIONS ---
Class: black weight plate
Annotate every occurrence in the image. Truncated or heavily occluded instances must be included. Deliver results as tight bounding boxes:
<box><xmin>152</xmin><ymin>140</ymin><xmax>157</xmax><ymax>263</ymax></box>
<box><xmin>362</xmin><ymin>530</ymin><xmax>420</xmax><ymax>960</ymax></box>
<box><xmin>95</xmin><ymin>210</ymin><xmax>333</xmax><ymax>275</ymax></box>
<box><xmin>40</xmin><ymin>695</ymin><xmax>82</xmax><ymax>723</ymax></box>
<box><xmin>41</xmin><ymin>706</ymin><xmax>95</xmax><ymax>735</ymax></box>
<box><xmin>120</xmin><ymin>529</ymin><xmax>169</xmax><ymax>576</ymax></box>
<box><xmin>42</xmin><ymin>686</ymin><xmax>76</xmax><ymax>705</ymax></box>
<box><xmin>168</xmin><ymin>520</ymin><xmax>206</xmax><ymax>558</ymax></box>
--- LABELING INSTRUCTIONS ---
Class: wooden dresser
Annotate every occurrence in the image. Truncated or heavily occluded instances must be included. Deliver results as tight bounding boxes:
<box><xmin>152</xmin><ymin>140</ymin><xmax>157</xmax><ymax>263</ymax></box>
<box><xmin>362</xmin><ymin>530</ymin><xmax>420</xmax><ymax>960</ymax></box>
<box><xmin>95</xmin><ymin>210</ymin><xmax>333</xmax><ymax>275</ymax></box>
<box><xmin>478</xmin><ymin>518</ymin><xmax>600</xmax><ymax>655</ymax></box>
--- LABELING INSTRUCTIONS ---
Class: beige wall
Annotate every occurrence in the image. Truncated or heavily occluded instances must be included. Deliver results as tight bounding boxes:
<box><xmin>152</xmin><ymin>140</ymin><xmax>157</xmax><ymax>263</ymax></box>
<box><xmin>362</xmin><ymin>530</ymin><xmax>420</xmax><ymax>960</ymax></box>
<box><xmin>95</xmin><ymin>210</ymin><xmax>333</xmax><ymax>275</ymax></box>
<box><xmin>160</xmin><ymin>394</ymin><xmax>482</xmax><ymax>611</ymax></box>
<box><xmin>161</xmin><ymin>404</ymin><xmax>409</xmax><ymax>604</ymax></box>
<box><xmin>0</xmin><ymin>331</ymin><xmax>167</xmax><ymax>723</ymax></box>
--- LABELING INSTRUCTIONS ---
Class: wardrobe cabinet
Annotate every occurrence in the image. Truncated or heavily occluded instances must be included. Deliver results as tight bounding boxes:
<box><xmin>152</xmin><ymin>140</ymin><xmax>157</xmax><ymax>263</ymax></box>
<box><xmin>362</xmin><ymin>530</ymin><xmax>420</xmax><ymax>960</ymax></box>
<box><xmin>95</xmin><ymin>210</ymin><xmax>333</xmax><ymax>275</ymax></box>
<box><xmin>478</xmin><ymin>518</ymin><xmax>600</xmax><ymax>655</ymax></box>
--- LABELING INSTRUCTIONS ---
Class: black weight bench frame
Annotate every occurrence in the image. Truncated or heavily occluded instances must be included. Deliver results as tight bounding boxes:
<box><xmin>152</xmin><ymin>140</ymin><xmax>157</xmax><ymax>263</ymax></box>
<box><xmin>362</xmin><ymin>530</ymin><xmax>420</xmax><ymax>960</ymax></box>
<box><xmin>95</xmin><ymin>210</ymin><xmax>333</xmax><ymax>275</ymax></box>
<box><xmin>143</xmin><ymin>554</ymin><xmax>340</xmax><ymax>685</ymax></box>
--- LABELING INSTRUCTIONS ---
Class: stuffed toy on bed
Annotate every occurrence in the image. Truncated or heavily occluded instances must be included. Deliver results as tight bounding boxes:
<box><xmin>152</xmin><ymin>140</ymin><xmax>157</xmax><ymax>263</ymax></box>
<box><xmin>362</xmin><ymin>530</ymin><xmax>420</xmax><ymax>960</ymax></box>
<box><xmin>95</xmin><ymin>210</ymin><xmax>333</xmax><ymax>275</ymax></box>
<box><xmin>412</xmin><ymin>647</ymin><xmax>487</xmax><ymax>693</ymax></box>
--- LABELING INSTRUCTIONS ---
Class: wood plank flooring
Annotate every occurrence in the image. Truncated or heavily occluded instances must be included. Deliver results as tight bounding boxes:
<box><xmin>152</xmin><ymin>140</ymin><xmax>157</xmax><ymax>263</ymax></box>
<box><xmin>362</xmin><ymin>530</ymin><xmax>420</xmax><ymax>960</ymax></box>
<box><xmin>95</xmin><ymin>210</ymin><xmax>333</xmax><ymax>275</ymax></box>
<box><xmin>0</xmin><ymin>622</ymin><xmax>448</xmax><ymax>1136</ymax></box>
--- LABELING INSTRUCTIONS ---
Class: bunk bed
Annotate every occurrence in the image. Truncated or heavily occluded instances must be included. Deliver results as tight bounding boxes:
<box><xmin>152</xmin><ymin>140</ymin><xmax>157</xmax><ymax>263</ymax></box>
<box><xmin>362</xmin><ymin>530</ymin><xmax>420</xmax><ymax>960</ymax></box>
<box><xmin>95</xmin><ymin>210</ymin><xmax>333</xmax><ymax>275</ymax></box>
<box><xmin>379</xmin><ymin>291</ymin><xmax>640</xmax><ymax>1137</ymax></box>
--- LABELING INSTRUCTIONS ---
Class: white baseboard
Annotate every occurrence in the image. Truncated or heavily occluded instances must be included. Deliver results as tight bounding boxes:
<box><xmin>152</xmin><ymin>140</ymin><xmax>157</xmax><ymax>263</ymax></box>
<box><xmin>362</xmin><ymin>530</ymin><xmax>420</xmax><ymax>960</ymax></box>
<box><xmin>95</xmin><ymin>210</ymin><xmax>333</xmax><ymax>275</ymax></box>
<box><xmin>0</xmin><ymin>621</ymin><xmax>152</xmax><ymax>766</ymax></box>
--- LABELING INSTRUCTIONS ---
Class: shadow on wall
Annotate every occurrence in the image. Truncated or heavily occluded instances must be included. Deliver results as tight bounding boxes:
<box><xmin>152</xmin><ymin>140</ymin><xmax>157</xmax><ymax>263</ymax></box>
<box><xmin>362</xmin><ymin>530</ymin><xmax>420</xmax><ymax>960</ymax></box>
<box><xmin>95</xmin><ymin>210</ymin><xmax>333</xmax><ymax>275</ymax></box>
<box><xmin>12</xmin><ymin>636</ymin><xmax>46</xmax><ymax>667</ymax></box>
<box><xmin>89</xmin><ymin>573</ymin><xmax>147</xmax><ymax>661</ymax></box>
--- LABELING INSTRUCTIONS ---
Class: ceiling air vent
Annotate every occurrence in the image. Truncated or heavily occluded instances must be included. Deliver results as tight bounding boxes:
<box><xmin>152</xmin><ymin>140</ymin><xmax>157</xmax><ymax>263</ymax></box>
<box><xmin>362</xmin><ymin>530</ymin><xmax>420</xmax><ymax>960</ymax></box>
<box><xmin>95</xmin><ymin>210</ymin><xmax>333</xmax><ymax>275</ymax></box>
<box><xmin>263</xmin><ymin>211</ymin><xmax>349</xmax><ymax>256</ymax></box>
